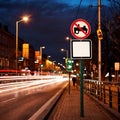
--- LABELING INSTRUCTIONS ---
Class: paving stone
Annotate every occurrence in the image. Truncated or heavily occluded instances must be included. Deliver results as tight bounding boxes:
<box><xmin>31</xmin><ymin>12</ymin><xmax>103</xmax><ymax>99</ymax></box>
<box><xmin>48</xmin><ymin>83</ymin><xmax>118</xmax><ymax>120</ymax></box>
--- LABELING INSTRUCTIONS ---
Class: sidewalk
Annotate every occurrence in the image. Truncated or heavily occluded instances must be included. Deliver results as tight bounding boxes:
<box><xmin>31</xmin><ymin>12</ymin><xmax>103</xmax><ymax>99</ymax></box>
<box><xmin>47</xmin><ymin>82</ymin><xmax>118</xmax><ymax>120</ymax></box>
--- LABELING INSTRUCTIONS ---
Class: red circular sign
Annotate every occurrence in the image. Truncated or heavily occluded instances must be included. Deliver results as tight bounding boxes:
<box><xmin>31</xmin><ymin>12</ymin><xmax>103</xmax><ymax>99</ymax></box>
<box><xmin>70</xmin><ymin>19</ymin><xmax>91</xmax><ymax>39</ymax></box>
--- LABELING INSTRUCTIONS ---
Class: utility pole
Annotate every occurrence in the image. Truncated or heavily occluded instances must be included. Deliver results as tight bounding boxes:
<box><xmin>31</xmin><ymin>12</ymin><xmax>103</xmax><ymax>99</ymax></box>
<box><xmin>97</xmin><ymin>0</ymin><xmax>102</xmax><ymax>82</ymax></box>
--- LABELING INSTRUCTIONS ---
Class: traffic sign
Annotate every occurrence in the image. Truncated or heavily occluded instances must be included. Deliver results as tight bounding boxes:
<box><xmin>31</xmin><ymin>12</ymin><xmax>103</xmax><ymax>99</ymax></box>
<box><xmin>71</xmin><ymin>39</ymin><xmax>92</xmax><ymax>59</ymax></box>
<box><xmin>70</xmin><ymin>19</ymin><xmax>91</xmax><ymax>39</ymax></box>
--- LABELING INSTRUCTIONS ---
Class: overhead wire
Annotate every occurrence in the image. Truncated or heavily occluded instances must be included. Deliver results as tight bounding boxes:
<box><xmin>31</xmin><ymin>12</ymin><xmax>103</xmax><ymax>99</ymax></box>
<box><xmin>74</xmin><ymin>0</ymin><xmax>98</xmax><ymax>32</ymax></box>
<box><xmin>74</xmin><ymin>0</ymin><xmax>82</xmax><ymax>20</ymax></box>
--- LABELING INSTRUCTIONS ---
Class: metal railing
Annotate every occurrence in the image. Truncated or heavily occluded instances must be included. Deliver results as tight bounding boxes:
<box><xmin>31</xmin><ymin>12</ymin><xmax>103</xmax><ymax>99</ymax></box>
<box><xmin>84</xmin><ymin>79</ymin><xmax>120</xmax><ymax>113</ymax></box>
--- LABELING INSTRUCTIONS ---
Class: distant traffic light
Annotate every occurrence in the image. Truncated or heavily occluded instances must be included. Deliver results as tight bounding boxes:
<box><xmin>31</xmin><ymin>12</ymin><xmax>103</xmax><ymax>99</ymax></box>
<box><xmin>97</xmin><ymin>29</ymin><xmax>103</xmax><ymax>40</ymax></box>
<box><xmin>66</xmin><ymin>58</ymin><xmax>72</xmax><ymax>72</ymax></box>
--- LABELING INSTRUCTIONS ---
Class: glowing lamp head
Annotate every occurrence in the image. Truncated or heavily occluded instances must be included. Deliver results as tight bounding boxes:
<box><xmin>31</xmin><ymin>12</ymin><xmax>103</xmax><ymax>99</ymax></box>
<box><xmin>22</xmin><ymin>16</ymin><xmax>29</xmax><ymax>22</ymax></box>
<box><xmin>61</xmin><ymin>49</ymin><xmax>64</xmax><ymax>51</ymax></box>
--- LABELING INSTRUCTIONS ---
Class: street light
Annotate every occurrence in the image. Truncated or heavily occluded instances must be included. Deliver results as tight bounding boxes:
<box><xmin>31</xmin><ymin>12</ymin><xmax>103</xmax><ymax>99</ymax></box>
<box><xmin>52</xmin><ymin>61</ymin><xmax>56</xmax><ymax>73</ymax></box>
<box><xmin>40</xmin><ymin>46</ymin><xmax>45</xmax><ymax>64</ymax></box>
<box><xmin>66</xmin><ymin>36</ymin><xmax>72</xmax><ymax>58</ymax></box>
<box><xmin>61</xmin><ymin>48</ymin><xmax>68</xmax><ymax>59</ymax></box>
<box><xmin>47</xmin><ymin>55</ymin><xmax>51</xmax><ymax>59</ymax></box>
<box><xmin>39</xmin><ymin>46</ymin><xmax>45</xmax><ymax>75</ymax></box>
<box><xmin>61</xmin><ymin>48</ymin><xmax>70</xmax><ymax>94</ymax></box>
<box><xmin>16</xmin><ymin>16</ymin><xmax>29</xmax><ymax>72</ymax></box>
<box><xmin>66</xmin><ymin>36</ymin><xmax>70</xmax><ymax>40</ymax></box>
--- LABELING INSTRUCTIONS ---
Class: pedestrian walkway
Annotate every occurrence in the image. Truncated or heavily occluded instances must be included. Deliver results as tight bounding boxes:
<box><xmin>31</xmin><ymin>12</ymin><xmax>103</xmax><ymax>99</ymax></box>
<box><xmin>47</xmin><ymin>82</ymin><xmax>118</xmax><ymax>120</ymax></box>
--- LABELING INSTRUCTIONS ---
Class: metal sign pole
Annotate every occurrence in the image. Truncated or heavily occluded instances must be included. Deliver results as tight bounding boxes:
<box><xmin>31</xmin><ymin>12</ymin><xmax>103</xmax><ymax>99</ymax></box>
<box><xmin>69</xmin><ymin>72</ymin><xmax>70</xmax><ymax>94</ymax></box>
<box><xmin>80</xmin><ymin>59</ymin><xmax>84</xmax><ymax>117</ymax></box>
<box><xmin>70</xmin><ymin>18</ymin><xmax>91</xmax><ymax>118</ymax></box>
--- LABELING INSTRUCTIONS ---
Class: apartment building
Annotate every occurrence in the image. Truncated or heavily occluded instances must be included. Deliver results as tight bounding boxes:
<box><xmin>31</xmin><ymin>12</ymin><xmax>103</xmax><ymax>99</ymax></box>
<box><xmin>0</xmin><ymin>23</ymin><xmax>35</xmax><ymax>71</ymax></box>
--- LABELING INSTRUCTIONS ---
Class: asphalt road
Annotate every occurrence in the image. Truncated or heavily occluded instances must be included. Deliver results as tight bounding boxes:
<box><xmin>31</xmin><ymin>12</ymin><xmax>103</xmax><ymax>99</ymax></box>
<box><xmin>0</xmin><ymin>76</ymin><xmax>68</xmax><ymax>120</ymax></box>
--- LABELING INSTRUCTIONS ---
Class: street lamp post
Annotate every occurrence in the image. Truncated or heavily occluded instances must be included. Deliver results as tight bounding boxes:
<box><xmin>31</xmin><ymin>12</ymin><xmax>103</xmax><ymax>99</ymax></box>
<box><xmin>40</xmin><ymin>46</ymin><xmax>45</xmax><ymax>75</ymax></box>
<box><xmin>47</xmin><ymin>56</ymin><xmax>51</xmax><ymax>60</ymax></box>
<box><xmin>61</xmin><ymin>48</ymin><xmax>68</xmax><ymax>59</ymax></box>
<box><xmin>66</xmin><ymin>36</ymin><xmax>72</xmax><ymax>58</ymax></box>
<box><xmin>40</xmin><ymin>46</ymin><xmax>45</xmax><ymax>64</ymax></box>
<box><xmin>16</xmin><ymin>16</ymin><xmax>29</xmax><ymax>73</ymax></box>
<box><xmin>52</xmin><ymin>61</ymin><xmax>56</xmax><ymax>74</ymax></box>
<box><xmin>61</xmin><ymin>48</ymin><xmax>70</xmax><ymax>94</ymax></box>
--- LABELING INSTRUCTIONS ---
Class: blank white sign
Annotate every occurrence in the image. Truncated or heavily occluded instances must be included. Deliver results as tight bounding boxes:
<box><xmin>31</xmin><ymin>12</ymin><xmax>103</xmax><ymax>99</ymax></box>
<box><xmin>71</xmin><ymin>40</ymin><xmax>92</xmax><ymax>59</ymax></box>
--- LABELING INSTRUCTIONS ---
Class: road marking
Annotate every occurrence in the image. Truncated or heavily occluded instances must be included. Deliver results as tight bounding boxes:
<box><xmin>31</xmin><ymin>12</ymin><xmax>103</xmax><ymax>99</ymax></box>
<box><xmin>0</xmin><ymin>97</ymin><xmax>16</xmax><ymax>103</ymax></box>
<box><xmin>28</xmin><ymin>83</ymin><xmax>68</xmax><ymax>120</ymax></box>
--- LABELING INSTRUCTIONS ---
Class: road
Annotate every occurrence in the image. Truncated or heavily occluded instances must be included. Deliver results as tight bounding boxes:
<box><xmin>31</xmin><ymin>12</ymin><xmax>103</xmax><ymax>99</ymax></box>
<box><xmin>0</xmin><ymin>75</ymin><xmax>68</xmax><ymax>120</ymax></box>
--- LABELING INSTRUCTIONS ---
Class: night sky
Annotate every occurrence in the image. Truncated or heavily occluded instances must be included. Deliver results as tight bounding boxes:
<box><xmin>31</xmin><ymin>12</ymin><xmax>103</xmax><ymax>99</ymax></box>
<box><xmin>0</xmin><ymin>0</ymin><xmax>112</xmax><ymax>64</ymax></box>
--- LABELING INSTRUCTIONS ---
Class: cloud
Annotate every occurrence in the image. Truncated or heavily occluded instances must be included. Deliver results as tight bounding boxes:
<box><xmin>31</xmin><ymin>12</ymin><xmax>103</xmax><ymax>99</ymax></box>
<box><xmin>0</xmin><ymin>0</ymin><xmax>75</xmax><ymax>62</ymax></box>
<box><xmin>0</xmin><ymin>0</ymin><xmax>113</xmax><ymax>63</ymax></box>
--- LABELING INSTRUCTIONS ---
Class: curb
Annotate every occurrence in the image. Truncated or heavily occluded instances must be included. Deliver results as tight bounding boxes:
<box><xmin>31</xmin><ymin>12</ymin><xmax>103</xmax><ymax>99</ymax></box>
<box><xmin>28</xmin><ymin>83</ymin><xmax>68</xmax><ymax>120</ymax></box>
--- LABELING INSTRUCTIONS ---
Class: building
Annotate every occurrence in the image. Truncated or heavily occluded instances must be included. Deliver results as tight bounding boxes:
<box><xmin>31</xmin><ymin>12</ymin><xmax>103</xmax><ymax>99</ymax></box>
<box><xmin>0</xmin><ymin>23</ymin><xmax>15</xmax><ymax>70</ymax></box>
<box><xmin>0</xmin><ymin>23</ymin><xmax>35</xmax><ymax>72</ymax></box>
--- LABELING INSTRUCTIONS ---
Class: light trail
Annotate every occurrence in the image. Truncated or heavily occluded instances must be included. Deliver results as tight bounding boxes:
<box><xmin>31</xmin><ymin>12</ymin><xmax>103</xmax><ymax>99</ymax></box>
<box><xmin>0</xmin><ymin>75</ymin><xmax>68</xmax><ymax>102</ymax></box>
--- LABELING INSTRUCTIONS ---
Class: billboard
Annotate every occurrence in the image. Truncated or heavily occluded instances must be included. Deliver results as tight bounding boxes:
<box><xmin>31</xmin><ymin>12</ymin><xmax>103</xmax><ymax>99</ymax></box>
<box><xmin>22</xmin><ymin>43</ymin><xmax>29</xmax><ymax>59</ymax></box>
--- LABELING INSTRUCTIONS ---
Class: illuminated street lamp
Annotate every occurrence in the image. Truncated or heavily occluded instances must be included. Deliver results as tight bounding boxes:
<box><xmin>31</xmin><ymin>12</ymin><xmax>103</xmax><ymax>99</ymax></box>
<box><xmin>66</xmin><ymin>36</ymin><xmax>72</xmax><ymax>41</ymax></box>
<box><xmin>61</xmin><ymin>48</ymin><xmax>68</xmax><ymax>59</ymax></box>
<box><xmin>40</xmin><ymin>46</ymin><xmax>45</xmax><ymax>64</ymax></box>
<box><xmin>47</xmin><ymin>55</ymin><xmax>51</xmax><ymax>59</ymax></box>
<box><xmin>61</xmin><ymin>48</ymin><xmax>70</xmax><ymax>95</ymax></box>
<box><xmin>52</xmin><ymin>61</ymin><xmax>56</xmax><ymax>73</ymax></box>
<box><xmin>16</xmin><ymin>16</ymin><xmax>29</xmax><ymax>72</ymax></box>
<box><xmin>66</xmin><ymin>36</ymin><xmax>72</xmax><ymax>58</ymax></box>
<box><xmin>39</xmin><ymin>46</ymin><xmax>45</xmax><ymax>75</ymax></box>
<box><xmin>63</xmin><ymin>57</ymin><xmax>66</xmax><ymax>60</ymax></box>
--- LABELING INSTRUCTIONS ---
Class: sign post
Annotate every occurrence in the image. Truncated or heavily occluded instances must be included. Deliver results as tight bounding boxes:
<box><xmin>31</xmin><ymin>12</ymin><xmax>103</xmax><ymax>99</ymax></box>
<box><xmin>80</xmin><ymin>59</ymin><xmax>84</xmax><ymax>117</ymax></box>
<box><xmin>66</xmin><ymin>58</ymin><xmax>72</xmax><ymax>94</ymax></box>
<box><xmin>70</xmin><ymin>19</ymin><xmax>91</xmax><ymax>117</ymax></box>
<box><xmin>71</xmin><ymin>39</ymin><xmax>92</xmax><ymax>117</ymax></box>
